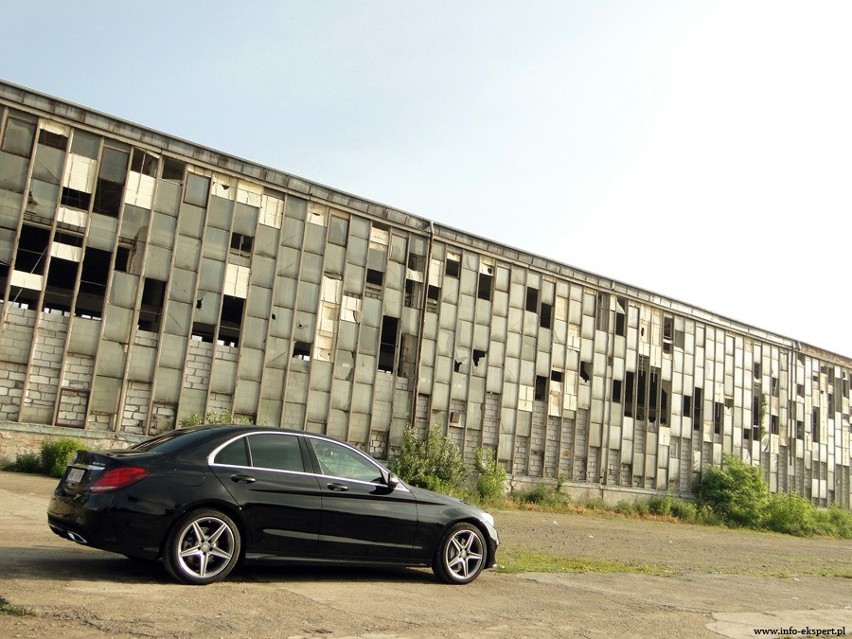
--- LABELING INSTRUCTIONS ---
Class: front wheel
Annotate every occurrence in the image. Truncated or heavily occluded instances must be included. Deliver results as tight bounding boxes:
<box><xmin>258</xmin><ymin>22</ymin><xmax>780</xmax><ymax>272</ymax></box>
<box><xmin>432</xmin><ymin>522</ymin><xmax>487</xmax><ymax>584</ymax></box>
<box><xmin>163</xmin><ymin>509</ymin><xmax>241</xmax><ymax>585</ymax></box>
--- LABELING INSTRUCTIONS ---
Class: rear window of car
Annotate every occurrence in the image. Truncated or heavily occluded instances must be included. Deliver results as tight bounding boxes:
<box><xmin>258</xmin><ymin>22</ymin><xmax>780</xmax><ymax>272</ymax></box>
<box><xmin>248</xmin><ymin>434</ymin><xmax>304</xmax><ymax>472</ymax></box>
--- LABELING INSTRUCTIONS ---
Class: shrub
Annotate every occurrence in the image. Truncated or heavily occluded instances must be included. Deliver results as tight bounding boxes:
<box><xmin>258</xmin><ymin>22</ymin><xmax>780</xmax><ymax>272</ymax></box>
<box><xmin>647</xmin><ymin>493</ymin><xmax>673</xmax><ymax>517</ymax></box>
<box><xmin>474</xmin><ymin>448</ymin><xmax>506</xmax><ymax>503</ymax></box>
<box><xmin>764</xmin><ymin>493</ymin><xmax>814</xmax><ymax>536</ymax></box>
<box><xmin>698</xmin><ymin>454</ymin><xmax>768</xmax><ymax>528</ymax></box>
<box><xmin>392</xmin><ymin>425</ymin><xmax>467</xmax><ymax>493</ymax></box>
<box><xmin>513</xmin><ymin>483</ymin><xmax>571</xmax><ymax>509</ymax></box>
<box><xmin>669</xmin><ymin>499</ymin><xmax>698</xmax><ymax>522</ymax></box>
<box><xmin>180</xmin><ymin>411</ymin><xmax>254</xmax><ymax>428</ymax></box>
<box><xmin>3</xmin><ymin>451</ymin><xmax>42</xmax><ymax>473</ymax></box>
<box><xmin>41</xmin><ymin>438</ymin><xmax>86</xmax><ymax>478</ymax></box>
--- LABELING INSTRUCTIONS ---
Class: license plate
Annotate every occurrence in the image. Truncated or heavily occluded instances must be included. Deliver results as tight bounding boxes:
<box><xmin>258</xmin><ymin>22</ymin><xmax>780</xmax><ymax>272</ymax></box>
<box><xmin>67</xmin><ymin>468</ymin><xmax>84</xmax><ymax>483</ymax></box>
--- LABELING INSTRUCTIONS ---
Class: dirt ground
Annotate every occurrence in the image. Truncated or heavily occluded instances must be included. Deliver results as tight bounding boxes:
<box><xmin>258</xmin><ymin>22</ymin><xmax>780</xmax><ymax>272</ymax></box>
<box><xmin>1</xmin><ymin>471</ymin><xmax>850</xmax><ymax>639</ymax></box>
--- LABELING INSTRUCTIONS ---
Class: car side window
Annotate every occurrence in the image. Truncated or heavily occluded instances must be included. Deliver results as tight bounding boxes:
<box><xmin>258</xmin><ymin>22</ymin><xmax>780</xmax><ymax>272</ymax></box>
<box><xmin>214</xmin><ymin>438</ymin><xmax>250</xmax><ymax>466</ymax></box>
<box><xmin>247</xmin><ymin>434</ymin><xmax>304</xmax><ymax>472</ymax></box>
<box><xmin>309</xmin><ymin>439</ymin><xmax>383</xmax><ymax>483</ymax></box>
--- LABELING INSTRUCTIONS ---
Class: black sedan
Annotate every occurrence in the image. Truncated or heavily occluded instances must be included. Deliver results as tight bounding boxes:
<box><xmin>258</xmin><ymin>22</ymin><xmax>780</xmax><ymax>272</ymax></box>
<box><xmin>47</xmin><ymin>425</ymin><xmax>499</xmax><ymax>585</ymax></box>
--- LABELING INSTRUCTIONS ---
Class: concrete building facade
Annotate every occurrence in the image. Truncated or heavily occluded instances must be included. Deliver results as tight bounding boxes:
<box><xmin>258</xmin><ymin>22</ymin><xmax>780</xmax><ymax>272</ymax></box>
<box><xmin>0</xmin><ymin>81</ymin><xmax>849</xmax><ymax>507</ymax></box>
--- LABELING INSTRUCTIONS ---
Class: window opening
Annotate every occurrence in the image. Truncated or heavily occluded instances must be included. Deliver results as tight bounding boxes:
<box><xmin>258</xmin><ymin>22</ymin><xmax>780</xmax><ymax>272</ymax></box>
<box><xmin>93</xmin><ymin>146</ymin><xmax>129</xmax><ymax>217</ymax></box>
<box><xmin>526</xmin><ymin>287</ymin><xmax>538</xmax><ymax>312</ymax></box>
<box><xmin>540</xmin><ymin>302</ymin><xmax>552</xmax><ymax>329</ymax></box>
<box><xmin>473</xmin><ymin>349</ymin><xmax>487</xmax><ymax>366</ymax></box>
<box><xmin>612</xmin><ymin>379</ymin><xmax>623</xmax><ymax>403</ymax></box>
<box><xmin>130</xmin><ymin>148</ymin><xmax>158</xmax><ymax>176</ymax></box>
<box><xmin>60</xmin><ymin>187</ymin><xmax>91</xmax><ymax>211</ymax></box>
<box><xmin>476</xmin><ymin>272</ymin><xmax>493</xmax><ymax>301</ymax></box>
<box><xmin>445</xmin><ymin>256</ymin><xmax>460</xmax><ymax>278</ymax></box>
<box><xmin>14</xmin><ymin>225</ymin><xmax>50</xmax><ymax>274</ymax></box>
<box><xmin>230</xmin><ymin>232</ymin><xmax>253</xmax><ymax>257</ymax></box>
<box><xmin>534</xmin><ymin>375</ymin><xmax>547</xmax><ymax>401</ymax></box>
<box><xmin>161</xmin><ymin>157</ymin><xmax>185</xmax><ymax>181</ymax></box>
<box><xmin>378</xmin><ymin>315</ymin><xmax>399</xmax><ymax>374</ymax></box>
<box><xmin>219</xmin><ymin>295</ymin><xmax>244</xmax><ymax>347</ymax></box>
<box><xmin>366</xmin><ymin>268</ymin><xmax>384</xmax><ymax>287</ymax></box>
<box><xmin>38</xmin><ymin>129</ymin><xmax>67</xmax><ymax>151</ymax></box>
<box><xmin>292</xmin><ymin>341</ymin><xmax>312</xmax><ymax>360</ymax></box>
<box><xmin>138</xmin><ymin>277</ymin><xmax>166</xmax><ymax>332</ymax></box>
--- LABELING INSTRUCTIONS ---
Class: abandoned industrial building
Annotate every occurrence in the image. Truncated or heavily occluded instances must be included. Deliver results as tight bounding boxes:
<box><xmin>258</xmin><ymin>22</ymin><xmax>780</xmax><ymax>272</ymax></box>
<box><xmin>0</xmin><ymin>80</ymin><xmax>849</xmax><ymax>508</ymax></box>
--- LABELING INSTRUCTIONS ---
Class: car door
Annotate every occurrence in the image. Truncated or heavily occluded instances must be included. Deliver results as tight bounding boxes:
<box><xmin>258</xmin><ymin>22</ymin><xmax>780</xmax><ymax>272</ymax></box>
<box><xmin>306</xmin><ymin>437</ymin><xmax>420</xmax><ymax>561</ymax></box>
<box><xmin>210</xmin><ymin>432</ymin><xmax>323</xmax><ymax>558</ymax></box>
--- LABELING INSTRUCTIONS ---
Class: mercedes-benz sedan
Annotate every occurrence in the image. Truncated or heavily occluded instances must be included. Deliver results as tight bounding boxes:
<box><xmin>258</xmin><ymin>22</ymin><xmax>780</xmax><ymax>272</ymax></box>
<box><xmin>47</xmin><ymin>426</ymin><xmax>499</xmax><ymax>585</ymax></box>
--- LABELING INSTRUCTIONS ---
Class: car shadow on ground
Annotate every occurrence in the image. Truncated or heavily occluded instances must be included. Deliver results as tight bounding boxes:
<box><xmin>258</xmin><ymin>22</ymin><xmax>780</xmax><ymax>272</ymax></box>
<box><xmin>0</xmin><ymin>546</ymin><xmax>436</xmax><ymax>586</ymax></box>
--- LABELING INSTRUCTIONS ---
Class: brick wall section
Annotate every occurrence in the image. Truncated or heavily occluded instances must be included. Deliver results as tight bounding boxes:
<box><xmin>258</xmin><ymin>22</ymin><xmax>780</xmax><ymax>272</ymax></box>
<box><xmin>185</xmin><ymin>340</ymin><xmax>214</xmax><ymax>389</ymax></box>
<box><xmin>0</xmin><ymin>363</ymin><xmax>26</xmax><ymax>421</ymax></box>
<box><xmin>122</xmin><ymin>382</ymin><xmax>151</xmax><ymax>434</ymax></box>
<box><xmin>58</xmin><ymin>353</ymin><xmax>95</xmax><ymax>427</ymax></box>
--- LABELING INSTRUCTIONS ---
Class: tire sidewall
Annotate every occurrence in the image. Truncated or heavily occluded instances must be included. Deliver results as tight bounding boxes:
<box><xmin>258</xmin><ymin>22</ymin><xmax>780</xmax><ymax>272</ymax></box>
<box><xmin>433</xmin><ymin>522</ymin><xmax>487</xmax><ymax>585</ymax></box>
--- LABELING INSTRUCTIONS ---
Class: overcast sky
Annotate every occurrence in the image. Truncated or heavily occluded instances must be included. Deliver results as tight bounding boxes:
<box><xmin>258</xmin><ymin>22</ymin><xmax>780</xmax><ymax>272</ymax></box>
<box><xmin>3</xmin><ymin>2</ymin><xmax>851</xmax><ymax>355</ymax></box>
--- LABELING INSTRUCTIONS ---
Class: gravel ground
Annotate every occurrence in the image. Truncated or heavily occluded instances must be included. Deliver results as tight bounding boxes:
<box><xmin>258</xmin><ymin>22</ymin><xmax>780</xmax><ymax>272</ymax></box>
<box><xmin>1</xmin><ymin>471</ymin><xmax>850</xmax><ymax>639</ymax></box>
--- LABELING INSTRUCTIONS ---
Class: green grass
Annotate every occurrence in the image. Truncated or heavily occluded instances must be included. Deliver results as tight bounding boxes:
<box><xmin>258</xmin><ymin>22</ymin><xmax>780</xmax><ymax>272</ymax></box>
<box><xmin>497</xmin><ymin>547</ymin><xmax>669</xmax><ymax>575</ymax></box>
<box><xmin>0</xmin><ymin>597</ymin><xmax>34</xmax><ymax>616</ymax></box>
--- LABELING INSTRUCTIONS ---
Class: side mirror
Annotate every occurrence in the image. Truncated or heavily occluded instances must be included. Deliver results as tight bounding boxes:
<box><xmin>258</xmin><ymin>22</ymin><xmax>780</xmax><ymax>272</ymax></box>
<box><xmin>386</xmin><ymin>473</ymin><xmax>401</xmax><ymax>489</ymax></box>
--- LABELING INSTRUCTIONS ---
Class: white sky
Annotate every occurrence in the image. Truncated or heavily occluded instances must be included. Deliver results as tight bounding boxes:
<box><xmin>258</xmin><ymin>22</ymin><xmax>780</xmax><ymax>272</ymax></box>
<box><xmin>3</xmin><ymin>2</ymin><xmax>851</xmax><ymax>355</ymax></box>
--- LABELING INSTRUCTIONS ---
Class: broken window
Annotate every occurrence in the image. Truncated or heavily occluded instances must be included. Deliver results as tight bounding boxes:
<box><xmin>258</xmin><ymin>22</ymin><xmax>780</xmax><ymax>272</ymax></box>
<box><xmin>366</xmin><ymin>268</ymin><xmax>384</xmax><ymax>287</ymax></box>
<box><xmin>378</xmin><ymin>315</ymin><xmax>399</xmax><ymax>374</ymax></box>
<box><xmin>713</xmin><ymin>402</ymin><xmax>723</xmax><ymax>435</ymax></box>
<box><xmin>292</xmin><ymin>341</ymin><xmax>311</xmax><ymax>360</ymax></box>
<box><xmin>526</xmin><ymin>287</ymin><xmax>538</xmax><ymax>313</ymax></box>
<box><xmin>161</xmin><ymin>157</ymin><xmax>185</xmax><ymax>181</ymax></box>
<box><xmin>796</xmin><ymin>420</ymin><xmax>804</xmax><ymax>439</ymax></box>
<box><xmin>683</xmin><ymin>394</ymin><xmax>692</xmax><ymax>419</ymax></box>
<box><xmin>580</xmin><ymin>361</ymin><xmax>591</xmax><ymax>383</ymax></box>
<box><xmin>15</xmin><ymin>224</ymin><xmax>50</xmax><ymax>274</ymax></box>
<box><xmin>44</xmin><ymin>256</ymin><xmax>78</xmax><ymax>313</ymax></box>
<box><xmin>93</xmin><ymin>145</ymin><xmax>129</xmax><ymax>217</ymax></box>
<box><xmin>75</xmin><ymin>247</ymin><xmax>110</xmax><ymax>318</ymax></box>
<box><xmin>404</xmin><ymin>279</ymin><xmax>422</xmax><ymax>309</ymax></box>
<box><xmin>693</xmin><ymin>387</ymin><xmax>703</xmax><ymax>427</ymax></box>
<box><xmin>445</xmin><ymin>255</ymin><xmax>460</xmax><ymax>278</ymax></box>
<box><xmin>540</xmin><ymin>302</ymin><xmax>552</xmax><ymax>329</ymax></box>
<box><xmin>812</xmin><ymin>408</ymin><xmax>820</xmax><ymax>443</ymax></box>
<box><xmin>612</xmin><ymin>379</ymin><xmax>623</xmax><ymax>403</ymax></box>
<box><xmin>219</xmin><ymin>295</ymin><xmax>244</xmax><ymax>347</ymax></box>
<box><xmin>191</xmin><ymin>322</ymin><xmax>216</xmax><ymax>343</ymax></box>
<box><xmin>752</xmin><ymin>394</ymin><xmax>761</xmax><ymax>427</ymax></box>
<box><xmin>770</xmin><ymin>415</ymin><xmax>779</xmax><ymax>435</ymax></box>
<box><xmin>114</xmin><ymin>245</ymin><xmax>131</xmax><ymax>273</ymax></box>
<box><xmin>473</xmin><ymin>349</ymin><xmax>487</xmax><ymax>366</ymax></box>
<box><xmin>534</xmin><ymin>375</ymin><xmax>547</xmax><ymax>401</ymax></box>
<box><xmin>60</xmin><ymin>187</ymin><xmax>91</xmax><ymax>211</ymax></box>
<box><xmin>230</xmin><ymin>232</ymin><xmax>253</xmax><ymax>257</ymax></box>
<box><xmin>624</xmin><ymin>371</ymin><xmax>635</xmax><ymax>417</ymax></box>
<box><xmin>615</xmin><ymin>311</ymin><xmax>626</xmax><ymax>337</ymax></box>
<box><xmin>130</xmin><ymin>148</ymin><xmax>158</xmax><ymax>177</ymax></box>
<box><xmin>770</xmin><ymin>377</ymin><xmax>779</xmax><ymax>396</ymax></box>
<box><xmin>753</xmin><ymin>362</ymin><xmax>761</xmax><ymax>378</ymax></box>
<box><xmin>138</xmin><ymin>277</ymin><xmax>166</xmax><ymax>332</ymax></box>
<box><xmin>38</xmin><ymin>128</ymin><xmax>67</xmax><ymax>151</ymax></box>
<box><xmin>476</xmin><ymin>271</ymin><xmax>493</xmax><ymax>301</ymax></box>
<box><xmin>550</xmin><ymin>370</ymin><xmax>563</xmax><ymax>383</ymax></box>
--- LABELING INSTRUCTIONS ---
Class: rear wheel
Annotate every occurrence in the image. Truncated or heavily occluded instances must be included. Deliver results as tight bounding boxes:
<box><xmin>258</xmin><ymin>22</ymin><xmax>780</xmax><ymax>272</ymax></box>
<box><xmin>163</xmin><ymin>509</ymin><xmax>241</xmax><ymax>585</ymax></box>
<box><xmin>432</xmin><ymin>522</ymin><xmax>487</xmax><ymax>584</ymax></box>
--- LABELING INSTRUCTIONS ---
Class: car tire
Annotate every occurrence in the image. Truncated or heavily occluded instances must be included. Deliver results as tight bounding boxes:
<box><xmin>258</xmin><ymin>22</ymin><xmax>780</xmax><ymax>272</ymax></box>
<box><xmin>163</xmin><ymin>509</ymin><xmax>241</xmax><ymax>585</ymax></box>
<box><xmin>432</xmin><ymin>522</ymin><xmax>487</xmax><ymax>585</ymax></box>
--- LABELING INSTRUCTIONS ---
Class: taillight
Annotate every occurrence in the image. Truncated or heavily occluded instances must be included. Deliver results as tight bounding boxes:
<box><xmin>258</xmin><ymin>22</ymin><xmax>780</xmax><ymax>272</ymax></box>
<box><xmin>89</xmin><ymin>467</ymin><xmax>150</xmax><ymax>493</ymax></box>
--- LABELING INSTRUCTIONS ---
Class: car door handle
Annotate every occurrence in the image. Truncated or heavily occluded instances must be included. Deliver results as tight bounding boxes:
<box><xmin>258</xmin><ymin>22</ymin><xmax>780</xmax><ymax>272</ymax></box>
<box><xmin>327</xmin><ymin>482</ymin><xmax>349</xmax><ymax>492</ymax></box>
<box><xmin>230</xmin><ymin>474</ymin><xmax>256</xmax><ymax>484</ymax></box>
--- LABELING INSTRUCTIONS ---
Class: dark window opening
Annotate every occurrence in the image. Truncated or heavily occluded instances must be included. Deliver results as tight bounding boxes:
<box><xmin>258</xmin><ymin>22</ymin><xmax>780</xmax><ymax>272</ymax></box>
<box><xmin>404</xmin><ymin>279</ymin><xmax>422</xmax><ymax>309</ymax></box>
<box><xmin>770</xmin><ymin>415</ymin><xmax>779</xmax><ymax>435</ymax></box>
<box><xmin>612</xmin><ymin>379</ymin><xmax>623</xmax><ymax>403</ymax></box>
<box><xmin>663</xmin><ymin>341</ymin><xmax>672</xmax><ymax>354</ymax></box>
<box><xmin>427</xmin><ymin>285</ymin><xmax>440</xmax><ymax>301</ymax></box>
<box><xmin>476</xmin><ymin>272</ymin><xmax>493</xmax><ymax>301</ymax></box>
<box><xmin>191</xmin><ymin>322</ymin><xmax>216</xmax><ymax>343</ymax></box>
<box><xmin>615</xmin><ymin>312</ymin><xmax>626</xmax><ymax>337</ymax></box>
<box><xmin>753</xmin><ymin>362</ymin><xmax>761</xmax><ymax>378</ymax></box>
<box><xmin>293</xmin><ymin>341</ymin><xmax>311</xmax><ymax>359</ymax></box>
<box><xmin>648</xmin><ymin>370</ymin><xmax>658</xmax><ymax>423</ymax></box>
<box><xmin>366</xmin><ymin>268</ymin><xmax>384</xmax><ymax>287</ymax></box>
<box><xmin>162</xmin><ymin>157</ymin><xmax>185</xmax><ymax>181</ymax></box>
<box><xmin>660</xmin><ymin>385</ymin><xmax>669</xmax><ymax>425</ymax></box>
<box><xmin>38</xmin><ymin>129</ymin><xmax>68</xmax><ymax>151</ymax></box>
<box><xmin>663</xmin><ymin>316</ymin><xmax>674</xmax><ymax>340</ymax></box>
<box><xmin>828</xmin><ymin>393</ymin><xmax>835</xmax><ymax>414</ymax></box>
<box><xmin>8</xmin><ymin>286</ymin><xmax>39</xmax><ymax>309</ymax></box>
<box><xmin>138</xmin><ymin>277</ymin><xmax>166</xmax><ymax>332</ymax></box>
<box><xmin>54</xmin><ymin>232</ymin><xmax>82</xmax><ymax>247</ymax></box>
<box><xmin>624</xmin><ymin>371</ymin><xmax>635</xmax><ymax>417</ymax></box>
<box><xmin>473</xmin><ymin>349</ymin><xmax>486</xmax><ymax>366</ymax></box>
<box><xmin>550</xmin><ymin>370</ymin><xmax>563</xmax><ymax>383</ymax></box>
<box><xmin>812</xmin><ymin>408</ymin><xmax>820</xmax><ymax>443</ymax></box>
<box><xmin>114</xmin><ymin>246</ymin><xmax>131</xmax><ymax>273</ymax></box>
<box><xmin>770</xmin><ymin>377</ymin><xmax>779</xmax><ymax>397</ymax></box>
<box><xmin>526</xmin><ymin>287</ymin><xmax>539</xmax><ymax>312</ymax></box>
<box><xmin>580</xmin><ymin>361</ymin><xmax>591</xmax><ymax>383</ymax></box>
<box><xmin>130</xmin><ymin>148</ymin><xmax>158</xmax><ymax>176</ymax></box>
<box><xmin>220</xmin><ymin>295</ymin><xmax>244</xmax><ymax>330</ymax></box>
<box><xmin>453</xmin><ymin>360</ymin><xmax>462</xmax><ymax>373</ymax></box>
<box><xmin>797</xmin><ymin>383</ymin><xmax>804</xmax><ymax>397</ymax></box>
<box><xmin>230</xmin><ymin>232</ymin><xmax>253</xmax><ymax>257</ymax></box>
<box><xmin>378</xmin><ymin>315</ymin><xmax>399</xmax><ymax>373</ymax></box>
<box><xmin>752</xmin><ymin>395</ymin><xmax>761</xmax><ymax>426</ymax></box>
<box><xmin>445</xmin><ymin>257</ymin><xmax>460</xmax><ymax>278</ymax></box>
<box><xmin>93</xmin><ymin>147</ymin><xmax>129</xmax><ymax>217</ymax></box>
<box><xmin>406</xmin><ymin>253</ymin><xmax>425</xmax><ymax>271</ymax></box>
<box><xmin>60</xmin><ymin>187</ymin><xmax>91</xmax><ymax>211</ymax></box>
<box><xmin>44</xmin><ymin>257</ymin><xmax>78</xmax><ymax>313</ymax></box>
<box><xmin>713</xmin><ymin>402</ymin><xmax>723</xmax><ymax>435</ymax></box>
<box><xmin>534</xmin><ymin>375</ymin><xmax>548</xmax><ymax>401</ymax></box>
<box><xmin>683</xmin><ymin>394</ymin><xmax>692</xmax><ymax>419</ymax></box>
<box><xmin>693</xmin><ymin>387</ymin><xmax>703</xmax><ymax>428</ymax></box>
<box><xmin>540</xmin><ymin>302</ymin><xmax>552</xmax><ymax>329</ymax></box>
<box><xmin>15</xmin><ymin>225</ymin><xmax>50</xmax><ymax>274</ymax></box>
<box><xmin>796</xmin><ymin>420</ymin><xmax>804</xmax><ymax>439</ymax></box>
